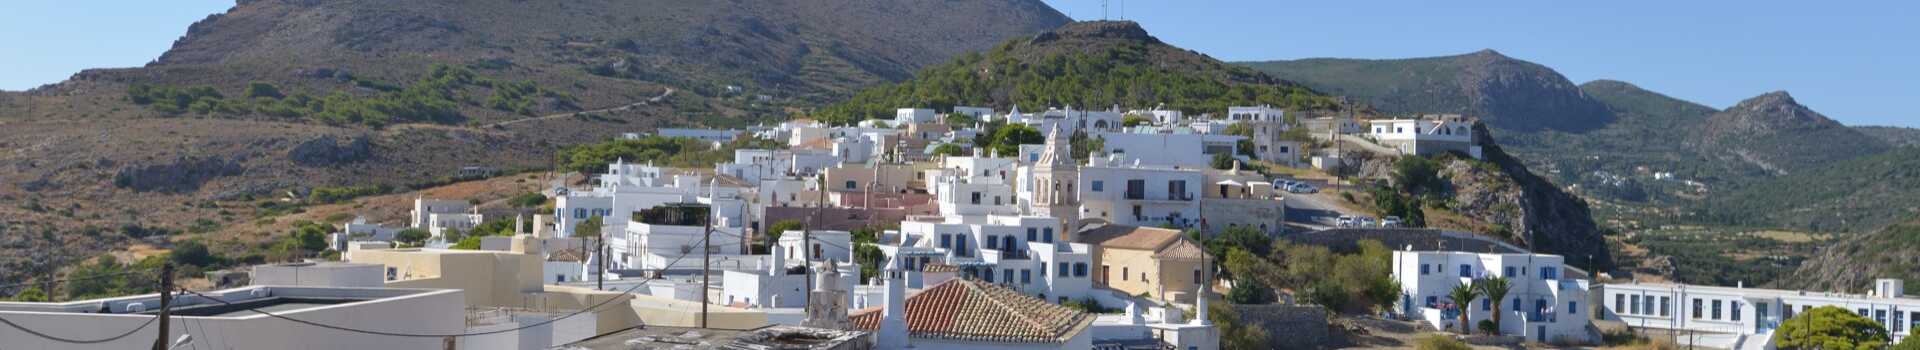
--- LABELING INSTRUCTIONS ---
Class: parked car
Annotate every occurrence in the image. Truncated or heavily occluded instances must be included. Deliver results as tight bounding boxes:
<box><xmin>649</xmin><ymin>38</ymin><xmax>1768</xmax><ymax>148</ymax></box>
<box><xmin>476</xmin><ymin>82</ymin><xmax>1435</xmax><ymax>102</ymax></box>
<box><xmin>1288</xmin><ymin>183</ymin><xmax>1319</xmax><ymax>194</ymax></box>
<box><xmin>1357</xmin><ymin>216</ymin><xmax>1377</xmax><ymax>227</ymax></box>
<box><xmin>1336</xmin><ymin>215</ymin><xmax>1357</xmax><ymax>227</ymax></box>
<box><xmin>1382</xmin><ymin>216</ymin><xmax>1404</xmax><ymax>227</ymax></box>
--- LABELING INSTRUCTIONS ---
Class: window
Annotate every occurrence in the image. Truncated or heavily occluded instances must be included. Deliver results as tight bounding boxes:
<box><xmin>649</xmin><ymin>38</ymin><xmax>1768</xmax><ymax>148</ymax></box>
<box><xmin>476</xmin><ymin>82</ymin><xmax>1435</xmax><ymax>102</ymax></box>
<box><xmin>1194</xmin><ymin>269</ymin><xmax>1202</xmax><ymax>281</ymax></box>
<box><xmin>970</xmin><ymin>192</ymin><xmax>981</xmax><ymax>205</ymax></box>
<box><xmin>1003</xmin><ymin>269</ymin><xmax>1013</xmax><ymax>283</ymax></box>
<box><xmin>1541</xmin><ymin>267</ymin><xmax>1558</xmax><ymax>280</ymax></box>
<box><xmin>994</xmin><ymin>196</ymin><xmax>1002</xmax><ymax>205</ymax></box>
<box><xmin>955</xmin><ymin>238</ymin><xmax>969</xmax><ymax>257</ymax></box>
<box><xmin>1427</xmin><ymin>296</ymin><xmax>1438</xmax><ymax>307</ymax></box>
<box><xmin>1027</xmin><ymin>228</ymin><xmax>1038</xmax><ymax>241</ymax></box>
<box><xmin>1643</xmin><ymin>296</ymin><xmax>1655</xmax><ymax>317</ymax></box>
<box><xmin>1122</xmin><ymin>267</ymin><xmax>1129</xmax><ymax>280</ymax></box>
<box><xmin>1074</xmin><ymin>263</ymin><xmax>1088</xmax><ymax>277</ymax></box>
<box><xmin>1570</xmin><ymin>301</ymin><xmax>1579</xmax><ymax>315</ymax></box>
<box><xmin>940</xmin><ymin>235</ymin><xmax>952</xmax><ymax>249</ymax></box>
<box><xmin>1875</xmin><ymin>310</ymin><xmax>1887</xmax><ymax>325</ymax></box>
<box><xmin>1631</xmin><ymin>295</ymin><xmax>1642</xmax><ymax>315</ymax></box>
<box><xmin>1616</xmin><ymin>294</ymin><xmax>1626</xmax><ymax>313</ymax></box>
<box><xmin>1459</xmin><ymin>264</ymin><xmax>1472</xmax><ymax>278</ymax></box>
<box><xmin>1909</xmin><ymin>311</ymin><xmax>1918</xmax><ymax>333</ymax></box>
<box><xmin>1141</xmin><ymin>273</ymin><xmax>1148</xmax><ymax>282</ymax></box>
<box><xmin>1421</xmin><ymin>264</ymin><xmax>1431</xmax><ymax>275</ymax></box>
<box><xmin>1021</xmin><ymin>270</ymin><xmax>1031</xmax><ymax>284</ymax></box>
<box><xmin>556</xmin><ymin>274</ymin><xmax>566</xmax><ymax>282</ymax></box>
<box><xmin>1043</xmin><ymin>228</ymin><xmax>1054</xmax><ymax>243</ymax></box>
<box><xmin>1512</xmin><ymin>298</ymin><xmax>1520</xmax><ymax>313</ymax></box>
<box><xmin>1482</xmin><ymin>299</ymin><xmax>1490</xmax><ymax>311</ymax></box>
<box><xmin>845</xmin><ymin>180</ymin><xmax>857</xmax><ymax>190</ymax></box>
<box><xmin>1091</xmin><ymin>180</ymin><xmax>1104</xmax><ymax>192</ymax></box>
<box><xmin>1103</xmin><ymin>265</ymin><xmax>1110</xmax><ymax>281</ymax></box>
<box><xmin>1712</xmin><ymin>300</ymin><xmax>1723</xmax><ymax>320</ymax></box>
<box><xmin>1168</xmin><ymin>180</ymin><xmax>1187</xmax><ymax>200</ymax></box>
<box><xmin>1757</xmin><ymin>303</ymin><xmax>1769</xmax><ymax>322</ymax></box>
<box><xmin>1505</xmin><ymin>266</ymin><xmax>1516</xmax><ymax>277</ymax></box>
<box><xmin>1693</xmin><ymin>299</ymin><xmax>1703</xmax><ymax>319</ymax></box>
<box><xmin>1784</xmin><ymin>303</ymin><xmax>1795</xmax><ymax>319</ymax></box>
<box><xmin>986</xmin><ymin>237</ymin><xmax>998</xmax><ymax>250</ymax></box>
<box><xmin>1893</xmin><ymin>310</ymin><xmax>1905</xmax><ymax>332</ymax></box>
<box><xmin>1058</xmin><ymin>263</ymin><xmax>1070</xmax><ymax>277</ymax></box>
<box><xmin>574</xmin><ymin>208</ymin><xmax>587</xmax><ymax>219</ymax></box>
<box><xmin>1661</xmin><ymin>297</ymin><xmax>1671</xmax><ymax>317</ymax></box>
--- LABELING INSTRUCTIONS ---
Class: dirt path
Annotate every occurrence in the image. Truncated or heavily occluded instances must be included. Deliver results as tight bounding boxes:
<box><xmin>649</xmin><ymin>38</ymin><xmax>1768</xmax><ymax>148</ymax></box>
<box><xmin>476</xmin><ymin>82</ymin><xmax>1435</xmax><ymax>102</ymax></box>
<box><xmin>483</xmin><ymin>87</ymin><xmax>675</xmax><ymax>128</ymax></box>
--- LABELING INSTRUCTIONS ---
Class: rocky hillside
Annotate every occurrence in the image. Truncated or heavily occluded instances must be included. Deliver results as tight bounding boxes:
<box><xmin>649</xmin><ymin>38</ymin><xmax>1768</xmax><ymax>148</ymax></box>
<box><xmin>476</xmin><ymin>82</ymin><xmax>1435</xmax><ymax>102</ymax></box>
<box><xmin>1448</xmin><ymin>135</ymin><xmax>1612</xmax><ymax>269</ymax></box>
<box><xmin>1239</xmin><ymin>50</ymin><xmax>1614</xmax><ymax>132</ymax></box>
<box><xmin>1694</xmin><ymin>91</ymin><xmax>1889</xmax><ymax>174</ymax></box>
<box><xmin>1856</xmin><ymin>126</ymin><xmax>1920</xmax><ymax>147</ymax></box>
<box><xmin>1774</xmin><ymin>220</ymin><xmax>1920</xmax><ymax>292</ymax></box>
<box><xmin>817</xmin><ymin>21</ymin><xmax>1341</xmax><ymax>122</ymax></box>
<box><xmin>0</xmin><ymin>0</ymin><xmax>1070</xmax><ymax>285</ymax></box>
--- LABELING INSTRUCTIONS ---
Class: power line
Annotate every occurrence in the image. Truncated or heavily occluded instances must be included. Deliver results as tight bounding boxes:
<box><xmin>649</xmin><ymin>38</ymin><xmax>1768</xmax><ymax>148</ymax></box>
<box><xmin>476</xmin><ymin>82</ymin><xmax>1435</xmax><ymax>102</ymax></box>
<box><xmin>0</xmin><ymin>297</ymin><xmax>167</xmax><ymax>344</ymax></box>
<box><xmin>175</xmin><ymin>234</ymin><xmax>712</xmax><ymax>339</ymax></box>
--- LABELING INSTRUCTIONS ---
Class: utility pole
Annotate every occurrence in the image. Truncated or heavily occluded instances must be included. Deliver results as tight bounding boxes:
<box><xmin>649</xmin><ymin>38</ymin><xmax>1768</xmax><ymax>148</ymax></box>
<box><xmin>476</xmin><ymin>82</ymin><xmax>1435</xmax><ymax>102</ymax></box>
<box><xmin>804</xmin><ymin>174</ymin><xmax>826</xmax><ymax>302</ymax></box>
<box><xmin>150</xmin><ymin>263</ymin><xmax>174</xmax><ymax>350</ymax></box>
<box><xmin>701</xmin><ymin>204</ymin><xmax>713</xmax><ymax>329</ymax></box>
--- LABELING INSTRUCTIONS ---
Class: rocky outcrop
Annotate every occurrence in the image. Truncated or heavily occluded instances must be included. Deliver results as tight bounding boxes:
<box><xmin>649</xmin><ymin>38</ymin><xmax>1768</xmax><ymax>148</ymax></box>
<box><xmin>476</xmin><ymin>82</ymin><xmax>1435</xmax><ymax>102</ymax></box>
<box><xmin>1693</xmin><ymin>91</ymin><xmax>1889</xmax><ymax>174</ymax></box>
<box><xmin>1773</xmin><ymin>221</ymin><xmax>1920</xmax><ymax>292</ymax></box>
<box><xmin>287</xmin><ymin>135</ymin><xmax>373</xmax><ymax>166</ymax></box>
<box><xmin>1240</xmin><ymin>49</ymin><xmax>1615</xmax><ymax>132</ymax></box>
<box><xmin>1464</xmin><ymin>125</ymin><xmax>1611</xmax><ymax>269</ymax></box>
<box><xmin>111</xmin><ymin>156</ymin><xmax>245</xmax><ymax>193</ymax></box>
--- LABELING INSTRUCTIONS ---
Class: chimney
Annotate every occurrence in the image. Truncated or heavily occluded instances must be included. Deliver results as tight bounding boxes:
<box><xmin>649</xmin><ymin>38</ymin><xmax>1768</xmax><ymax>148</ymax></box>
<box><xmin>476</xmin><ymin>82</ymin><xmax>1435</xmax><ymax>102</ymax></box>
<box><xmin>1877</xmin><ymin>279</ymin><xmax>1905</xmax><ymax>298</ymax></box>
<box><xmin>877</xmin><ymin>260</ymin><xmax>909</xmax><ymax>348</ymax></box>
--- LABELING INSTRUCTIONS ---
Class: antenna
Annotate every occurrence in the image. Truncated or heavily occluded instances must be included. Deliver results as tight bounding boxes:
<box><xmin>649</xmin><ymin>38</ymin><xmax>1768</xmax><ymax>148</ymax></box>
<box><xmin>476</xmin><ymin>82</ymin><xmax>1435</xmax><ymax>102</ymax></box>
<box><xmin>1101</xmin><ymin>0</ymin><xmax>1110</xmax><ymax>20</ymax></box>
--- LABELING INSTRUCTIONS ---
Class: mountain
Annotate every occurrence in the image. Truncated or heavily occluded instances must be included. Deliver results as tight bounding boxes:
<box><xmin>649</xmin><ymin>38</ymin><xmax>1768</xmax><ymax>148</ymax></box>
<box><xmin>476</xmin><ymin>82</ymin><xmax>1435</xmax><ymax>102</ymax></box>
<box><xmin>1701</xmin><ymin>146</ymin><xmax>1920</xmax><ymax>232</ymax></box>
<box><xmin>0</xmin><ymin>0</ymin><xmax>1069</xmax><ymax>284</ymax></box>
<box><xmin>1775</xmin><ymin>219</ymin><xmax>1920</xmax><ymax>292</ymax></box>
<box><xmin>1694</xmin><ymin>91</ymin><xmax>1889</xmax><ymax>174</ymax></box>
<box><xmin>817</xmin><ymin>21</ymin><xmax>1340</xmax><ymax>123</ymax></box>
<box><xmin>1239</xmin><ymin>50</ymin><xmax>1614</xmax><ymax>132</ymax></box>
<box><xmin>1856</xmin><ymin>126</ymin><xmax>1920</xmax><ymax>147</ymax></box>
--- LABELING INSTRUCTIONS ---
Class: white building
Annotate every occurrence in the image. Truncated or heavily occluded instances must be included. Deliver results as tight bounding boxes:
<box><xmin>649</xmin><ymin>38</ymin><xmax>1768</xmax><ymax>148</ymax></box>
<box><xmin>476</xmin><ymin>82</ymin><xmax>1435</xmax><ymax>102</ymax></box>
<box><xmin>952</xmin><ymin>106</ymin><xmax>994</xmax><ymax>119</ymax></box>
<box><xmin>1600</xmin><ymin>279</ymin><xmax>1919</xmax><ymax>349</ymax></box>
<box><xmin>1367</xmin><ymin>115</ymin><xmax>1483</xmax><ymax>159</ymax></box>
<box><xmin>895</xmin><ymin>108</ymin><xmax>938</xmax><ymax>125</ymax></box>
<box><xmin>1225</xmin><ymin>105</ymin><xmax>1285</xmax><ymax>123</ymax></box>
<box><xmin>1392</xmin><ymin>249</ymin><xmax>1596</xmax><ymax>344</ymax></box>
<box><xmin>0</xmin><ymin>286</ymin><xmax>465</xmax><ymax>350</ymax></box>
<box><xmin>412</xmin><ymin>197</ymin><xmax>472</xmax><ymax>229</ymax></box>
<box><xmin>897</xmin><ymin>214</ymin><xmax>1094</xmax><ymax>302</ymax></box>
<box><xmin>426</xmin><ymin>210</ymin><xmax>483</xmax><ymax>239</ymax></box>
<box><xmin>1077</xmin><ymin>155</ymin><xmax>1205</xmax><ymax>230</ymax></box>
<box><xmin>657</xmin><ymin>128</ymin><xmax>743</xmax><ymax>142</ymax></box>
<box><xmin>1097</xmin><ymin>131</ymin><xmax>1245</xmax><ymax>169</ymax></box>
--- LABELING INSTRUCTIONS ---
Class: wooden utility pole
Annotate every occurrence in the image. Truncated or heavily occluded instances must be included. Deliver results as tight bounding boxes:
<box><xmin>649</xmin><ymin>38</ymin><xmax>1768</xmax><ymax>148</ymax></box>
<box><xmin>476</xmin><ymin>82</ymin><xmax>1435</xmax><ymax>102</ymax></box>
<box><xmin>701</xmin><ymin>205</ymin><xmax>713</xmax><ymax>329</ymax></box>
<box><xmin>150</xmin><ymin>263</ymin><xmax>174</xmax><ymax>350</ymax></box>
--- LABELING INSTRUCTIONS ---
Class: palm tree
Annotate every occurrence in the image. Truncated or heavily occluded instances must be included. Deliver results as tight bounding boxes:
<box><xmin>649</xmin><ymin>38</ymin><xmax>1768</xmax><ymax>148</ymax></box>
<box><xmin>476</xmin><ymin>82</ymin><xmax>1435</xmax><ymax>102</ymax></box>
<box><xmin>1476</xmin><ymin>277</ymin><xmax>1512</xmax><ymax>335</ymax></box>
<box><xmin>1447</xmin><ymin>282</ymin><xmax>1480</xmax><ymax>334</ymax></box>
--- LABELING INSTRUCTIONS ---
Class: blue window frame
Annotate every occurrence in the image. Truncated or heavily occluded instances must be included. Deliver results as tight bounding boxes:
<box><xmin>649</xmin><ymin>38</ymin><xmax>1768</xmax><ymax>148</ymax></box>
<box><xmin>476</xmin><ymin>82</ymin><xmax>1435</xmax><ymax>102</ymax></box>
<box><xmin>1420</xmin><ymin>264</ymin><xmax>1430</xmax><ymax>275</ymax></box>
<box><xmin>1569</xmin><ymin>301</ymin><xmax>1579</xmax><ymax>315</ymax></box>
<box><xmin>1004</xmin><ymin>269</ymin><xmax>1014</xmax><ymax>283</ymax></box>
<box><xmin>1021</xmin><ymin>270</ymin><xmax>1031</xmax><ymax>284</ymax></box>
<box><xmin>1426</xmin><ymin>296</ymin><xmax>1438</xmax><ymax>307</ymax></box>
<box><xmin>940</xmin><ymin>235</ymin><xmax>952</xmax><ymax>249</ymax></box>
<box><xmin>1074</xmin><ymin>263</ymin><xmax>1088</xmax><ymax>277</ymax></box>
<box><xmin>1026</xmin><ymin>228</ymin><xmax>1037</xmax><ymax>241</ymax></box>
<box><xmin>1058</xmin><ymin>263</ymin><xmax>1070</xmax><ymax>277</ymax></box>
<box><xmin>574</xmin><ymin>208</ymin><xmax>587</xmax><ymax>219</ymax></box>
<box><xmin>985</xmin><ymin>237</ymin><xmax>998</xmax><ymax>249</ymax></box>
<box><xmin>1482</xmin><ymin>299</ymin><xmax>1491</xmax><ymax>311</ymax></box>
<box><xmin>1043</xmin><ymin>228</ymin><xmax>1054</xmax><ymax>243</ymax></box>
<box><xmin>1541</xmin><ymin>267</ymin><xmax>1558</xmax><ymax>280</ymax></box>
<box><xmin>1091</xmin><ymin>180</ymin><xmax>1104</xmax><ymax>192</ymax></box>
<box><xmin>1458</xmin><ymin>264</ymin><xmax>1472</xmax><ymax>277</ymax></box>
<box><xmin>1504</xmin><ymin>266</ymin><xmax>1516</xmax><ymax>277</ymax></box>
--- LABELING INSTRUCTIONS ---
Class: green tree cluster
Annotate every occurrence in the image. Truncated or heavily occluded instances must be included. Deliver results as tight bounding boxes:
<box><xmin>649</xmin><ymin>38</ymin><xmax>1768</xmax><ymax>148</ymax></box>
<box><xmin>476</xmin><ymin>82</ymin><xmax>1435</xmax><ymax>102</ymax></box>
<box><xmin>127</xmin><ymin>65</ymin><xmax>573</xmax><ymax>127</ymax></box>
<box><xmin>308</xmin><ymin>184</ymin><xmax>392</xmax><ymax>204</ymax></box>
<box><xmin>1773</xmin><ymin>306</ymin><xmax>1891</xmax><ymax>350</ymax></box>
<box><xmin>814</xmin><ymin>42</ymin><xmax>1337</xmax><ymax>125</ymax></box>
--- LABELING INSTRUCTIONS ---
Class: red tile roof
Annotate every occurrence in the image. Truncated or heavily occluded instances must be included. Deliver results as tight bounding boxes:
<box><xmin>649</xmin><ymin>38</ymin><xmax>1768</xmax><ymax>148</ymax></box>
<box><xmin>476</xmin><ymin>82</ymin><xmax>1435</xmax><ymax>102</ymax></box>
<box><xmin>849</xmin><ymin>279</ymin><xmax>1093</xmax><ymax>344</ymax></box>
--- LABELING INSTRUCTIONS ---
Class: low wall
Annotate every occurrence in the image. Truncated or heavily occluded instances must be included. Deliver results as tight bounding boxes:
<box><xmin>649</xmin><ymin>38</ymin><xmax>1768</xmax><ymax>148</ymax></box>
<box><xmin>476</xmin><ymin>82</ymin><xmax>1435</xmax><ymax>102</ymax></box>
<box><xmin>1234</xmin><ymin>304</ymin><xmax>1332</xmax><ymax>349</ymax></box>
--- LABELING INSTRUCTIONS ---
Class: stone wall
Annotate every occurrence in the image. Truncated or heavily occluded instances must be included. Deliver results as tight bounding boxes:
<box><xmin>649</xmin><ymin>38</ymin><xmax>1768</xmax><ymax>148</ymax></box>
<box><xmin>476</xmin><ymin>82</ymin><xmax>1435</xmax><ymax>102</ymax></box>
<box><xmin>1234</xmin><ymin>304</ymin><xmax>1332</xmax><ymax>349</ymax></box>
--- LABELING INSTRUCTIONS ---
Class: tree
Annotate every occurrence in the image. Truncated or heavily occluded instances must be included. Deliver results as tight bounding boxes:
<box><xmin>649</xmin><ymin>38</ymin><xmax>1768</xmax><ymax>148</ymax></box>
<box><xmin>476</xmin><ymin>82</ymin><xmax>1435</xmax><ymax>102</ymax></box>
<box><xmin>1211</xmin><ymin>153</ymin><xmax>1237</xmax><ymax>170</ymax></box>
<box><xmin>10</xmin><ymin>287</ymin><xmax>48</xmax><ymax>302</ymax></box>
<box><xmin>1211</xmin><ymin>301</ymin><xmax>1271</xmax><ymax>349</ymax></box>
<box><xmin>245</xmin><ymin>81</ymin><xmax>284</xmax><ymax>99</ymax></box>
<box><xmin>1475</xmin><ymin>277</ymin><xmax>1512</xmax><ymax>335</ymax></box>
<box><xmin>1122</xmin><ymin>114</ymin><xmax>1151</xmax><ymax>127</ymax></box>
<box><xmin>1365</xmin><ymin>275</ymin><xmax>1402</xmax><ymax>314</ymax></box>
<box><xmin>1223</xmin><ymin>248</ymin><xmax>1274</xmax><ymax>304</ymax></box>
<box><xmin>1391</xmin><ymin>156</ymin><xmax>1445</xmax><ymax>194</ymax></box>
<box><xmin>170</xmin><ymin>240</ymin><xmax>218</xmax><ymax>267</ymax></box>
<box><xmin>930</xmin><ymin>143</ymin><xmax>967</xmax><ymax>158</ymax></box>
<box><xmin>451</xmin><ymin>236</ymin><xmax>485</xmax><ymax>250</ymax></box>
<box><xmin>1894</xmin><ymin>331</ymin><xmax>1920</xmax><ymax>350</ymax></box>
<box><xmin>507</xmin><ymin>192</ymin><xmax>548</xmax><ymax>208</ymax></box>
<box><xmin>575</xmin><ymin>216</ymin><xmax>604</xmax><ymax>240</ymax></box>
<box><xmin>1446</xmin><ymin>282</ymin><xmax>1480</xmax><ymax>334</ymax></box>
<box><xmin>394</xmin><ymin>228</ymin><xmax>431</xmax><ymax>247</ymax></box>
<box><xmin>1773</xmin><ymin>306</ymin><xmax>1891</xmax><ymax>350</ymax></box>
<box><xmin>764</xmin><ymin>220</ymin><xmax>804</xmax><ymax>246</ymax></box>
<box><xmin>987</xmin><ymin>123</ymin><xmax>1044</xmax><ymax>157</ymax></box>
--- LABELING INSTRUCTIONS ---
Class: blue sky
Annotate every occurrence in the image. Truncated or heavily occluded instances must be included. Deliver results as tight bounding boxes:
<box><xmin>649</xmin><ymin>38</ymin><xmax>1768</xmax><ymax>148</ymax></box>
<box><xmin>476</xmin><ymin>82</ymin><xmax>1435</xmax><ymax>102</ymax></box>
<box><xmin>3</xmin><ymin>1</ymin><xmax>1914</xmax><ymax>127</ymax></box>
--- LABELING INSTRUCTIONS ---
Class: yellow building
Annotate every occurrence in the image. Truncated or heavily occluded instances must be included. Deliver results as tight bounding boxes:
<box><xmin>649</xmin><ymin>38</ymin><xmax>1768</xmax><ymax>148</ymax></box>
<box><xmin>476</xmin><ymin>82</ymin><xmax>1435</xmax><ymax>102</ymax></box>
<box><xmin>1076</xmin><ymin>225</ymin><xmax>1211</xmax><ymax>303</ymax></box>
<box><xmin>347</xmin><ymin>237</ymin><xmax>642</xmax><ymax>335</ymax></box>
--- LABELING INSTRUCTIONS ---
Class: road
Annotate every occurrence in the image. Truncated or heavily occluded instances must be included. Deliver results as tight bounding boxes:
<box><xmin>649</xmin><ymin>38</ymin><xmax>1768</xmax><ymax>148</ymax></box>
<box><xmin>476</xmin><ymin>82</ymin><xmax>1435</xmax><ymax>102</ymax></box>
<box><xmin>1283</xmin><ymin>190</ymin><xmax>1365</xmax><ymax>230</ymax></box>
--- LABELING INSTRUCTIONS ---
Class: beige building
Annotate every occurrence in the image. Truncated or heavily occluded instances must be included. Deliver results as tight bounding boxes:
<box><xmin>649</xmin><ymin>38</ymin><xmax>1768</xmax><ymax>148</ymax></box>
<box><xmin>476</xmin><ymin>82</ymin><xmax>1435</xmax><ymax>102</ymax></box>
<box><xmin>1075</xmin><ymin>225</ymin><xmax>1211</xmax><ymax>303</ymax></box>
<box><xmin>346</xmin><ymin>237</ymin><xmax>642</xmax><ymax>335</ymax></box>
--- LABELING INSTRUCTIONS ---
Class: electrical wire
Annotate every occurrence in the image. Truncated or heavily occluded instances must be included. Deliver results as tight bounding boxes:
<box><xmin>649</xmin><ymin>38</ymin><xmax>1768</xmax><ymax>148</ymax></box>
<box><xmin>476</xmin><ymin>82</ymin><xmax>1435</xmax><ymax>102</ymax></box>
<box><xmin>175</xmin><ymin>234</ymin><xmax>713</xmax><ymax>339</ymax></box>
<box><xmin>0</xmin><ymin>300</ymin><xmax>164</xmax><ymax>344</ymax></box>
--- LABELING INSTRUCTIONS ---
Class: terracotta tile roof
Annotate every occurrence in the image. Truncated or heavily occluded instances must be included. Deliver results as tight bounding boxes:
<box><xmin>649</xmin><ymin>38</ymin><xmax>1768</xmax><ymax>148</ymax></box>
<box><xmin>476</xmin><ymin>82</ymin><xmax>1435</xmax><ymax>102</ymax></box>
<box><xmin>1075</xmin><ymin>225</ymin><xmax>1183</xmax><ymax>251</ymax></box>
<box><xmin>1152</xmin><ymin>238</ymin><xmax>1209</xmax><ymax>261</ymax></box>
<box><xmin>921</xmin><ymin>263</ymin><xmax>959</xmax><ymax>273</ymax></box>
<box><xmin>548</xmin><ymin>248</ymin><xmax>587</xmax><ymax>262</ymax></box>
<box><xmin>849</xmin><ymin>279</ymin><xmax>1093</xmax><ymax>344</ymax></box>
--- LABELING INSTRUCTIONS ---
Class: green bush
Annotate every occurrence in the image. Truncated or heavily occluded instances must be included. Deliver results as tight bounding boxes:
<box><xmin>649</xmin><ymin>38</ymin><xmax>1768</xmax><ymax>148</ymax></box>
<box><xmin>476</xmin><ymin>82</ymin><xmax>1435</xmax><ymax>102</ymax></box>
<box><xmin>1415</xmin><ymin>333</ymin><xmax>1472</xmax><ymax>350</ymax></box>
<box><xmin>1773</xmin><ymin>306</ymin><xmax>1890</xmax><ymax>350</ymax></box>
<box><xmin>308</xmin><ymin>185</ymin><xmax>390</xmax><ymax>204</ymax></box>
